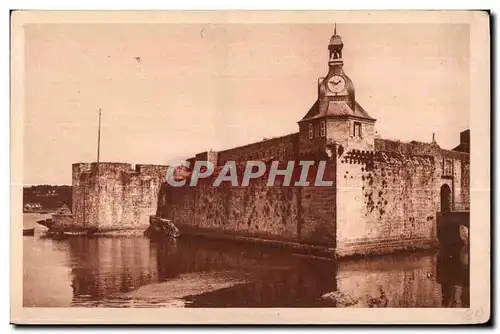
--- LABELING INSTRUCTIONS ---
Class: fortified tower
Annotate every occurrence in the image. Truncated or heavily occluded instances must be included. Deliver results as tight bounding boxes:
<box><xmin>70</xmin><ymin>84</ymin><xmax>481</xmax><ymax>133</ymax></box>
<box><xmin>72</xmin><ymin>162</ymin><xmax>169</xmax><ymax>231</ymax></box>
<box><xmin>296</xmin><ymin>26</ymin><xmax>381</xmax><ymax>252</ymax></box>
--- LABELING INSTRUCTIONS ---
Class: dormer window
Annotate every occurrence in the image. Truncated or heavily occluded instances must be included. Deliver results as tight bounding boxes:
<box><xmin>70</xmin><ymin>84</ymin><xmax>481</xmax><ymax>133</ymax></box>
<box><xmin>320</xmin><ymin>121</ymin><xmax>326</xmax><ymax>137</ymax></box>
<box><xmin>308</xmin><ymin>124</ymin><xmax>313</xmax><ymax>139</ymax></box>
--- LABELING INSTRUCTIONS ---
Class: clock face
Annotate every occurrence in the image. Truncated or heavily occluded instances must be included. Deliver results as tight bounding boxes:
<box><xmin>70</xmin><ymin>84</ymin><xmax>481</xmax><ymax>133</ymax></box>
<box><xmin>327</xmin><ymin>75</ymin><xmax>346</xmax><ymax>93</ymax></box>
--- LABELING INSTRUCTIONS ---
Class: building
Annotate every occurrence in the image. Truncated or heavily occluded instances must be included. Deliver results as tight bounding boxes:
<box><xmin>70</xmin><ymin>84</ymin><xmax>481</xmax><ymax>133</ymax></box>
<box><xmin>69</xmin><ymin>30</ymin><xmax>469</xmax><ymax>255</ymax></box>
<box><xmin>24</xmin><ymin>203</ymin><xmax>42</xmax><ymax>212</ymax></box>
<box><xmin>72</xmin><ymin>163</ymin><xmax>168</xmax><ymax>231</ymax></box>
<box><xmin>156</xmin><ymin>30</ymin><xmax>470</xmax><ymax>257</ymax></box>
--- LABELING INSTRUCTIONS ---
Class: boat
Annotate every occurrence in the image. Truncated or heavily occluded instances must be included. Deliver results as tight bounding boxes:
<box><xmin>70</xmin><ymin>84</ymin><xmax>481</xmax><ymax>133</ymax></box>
<box><xmin>62</xmin><ymin>231</ymin><xmax>89</xmax><ymax>236</ymax></box>
<box><xmin>36</xmin><ymin>204</ymin><xmax>82</xmax><ymax>235</ymax></box>
<box><xmin>23</xmin><ymin>203</ymin><xmax>42</xmax><ymax>213</ymax></box>
<box><xmin>23</xmin><ymin>228</ymin><xmax>35</xmax><ymax>236</ymax></box>
<box><xmin>145</xmin><ymin>216</ymin><xmax>180</xmax><ymax>238</ymax></box>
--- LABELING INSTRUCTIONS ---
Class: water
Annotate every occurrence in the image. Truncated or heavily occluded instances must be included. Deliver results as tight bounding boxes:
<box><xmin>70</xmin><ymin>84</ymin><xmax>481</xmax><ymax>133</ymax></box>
<box><xmin>23</xmin><ymin>213</ymin><xmax>469</xmax><ymax>308</ymax></box>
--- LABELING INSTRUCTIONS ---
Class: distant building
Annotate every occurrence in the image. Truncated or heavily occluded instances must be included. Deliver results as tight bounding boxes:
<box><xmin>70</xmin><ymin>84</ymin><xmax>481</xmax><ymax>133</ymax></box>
<box><xmin>453</xmin><ymin>130</ymin><xmax>470</xmax><ymax>154</ymax></box>
<box><xmin>24</xmin><ymin>203</ymin><xmax>42</xmax><ymax>211</ymax></box>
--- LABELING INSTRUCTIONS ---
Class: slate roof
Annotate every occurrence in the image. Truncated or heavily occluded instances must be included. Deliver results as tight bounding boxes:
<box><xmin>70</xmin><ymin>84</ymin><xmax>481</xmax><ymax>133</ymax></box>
<box><xmin>300</xmin><ymin>100</ymin><xmax>376</xmax><ymax>122</ymax></box>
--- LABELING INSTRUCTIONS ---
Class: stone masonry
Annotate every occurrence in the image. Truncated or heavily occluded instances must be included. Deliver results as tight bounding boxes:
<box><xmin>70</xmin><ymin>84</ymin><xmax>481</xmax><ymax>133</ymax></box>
<box><xmin>72</xmin><ymin>162</ymin><xmax>168</xmax><ymax>231</ymax></box>
<box><xmin>71</xmin><ymin>30</ymin><xmax>470</xmax><ymax>256</ymax></box>
<box><xmin>156</xmin><ymin>30</ymin><xmax>470</xmax><ymax>257</ymax></box>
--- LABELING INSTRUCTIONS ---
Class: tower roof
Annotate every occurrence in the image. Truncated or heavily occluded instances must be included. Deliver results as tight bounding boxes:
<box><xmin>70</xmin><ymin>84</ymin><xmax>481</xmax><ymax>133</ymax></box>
<box><xmin>300</xmin><ymin>28</ymin><xmax>375</xmax><ymax>123</ymax></box>
<box><xmin>329</xmin><ymin>34</ymin><xmax>343</xmax><ymax>46</ymax></box>
<box><xmin>329</xmin><ymin>23</ymin><xmax>343</xmax><ymax>46</ymax></box>
<box><xmin>299</xmin><ymin>100</ymin><xmax>375</xmax><ymax>122</ymax></box>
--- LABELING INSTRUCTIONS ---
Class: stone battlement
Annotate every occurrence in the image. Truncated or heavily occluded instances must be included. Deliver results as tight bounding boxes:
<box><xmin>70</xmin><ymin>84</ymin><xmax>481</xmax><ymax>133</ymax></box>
<box><xmin>72</xmin><ymin>162</ymin><xmax>169</xmax><ymax>175</ymax></box>
<box><xmin>71</xmin><ymin>162</ymin><xmax>169</xmax><ymax>231</ymax></box>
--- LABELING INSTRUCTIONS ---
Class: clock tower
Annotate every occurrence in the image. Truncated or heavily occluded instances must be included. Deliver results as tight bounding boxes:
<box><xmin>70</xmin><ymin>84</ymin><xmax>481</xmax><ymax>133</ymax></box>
<box><xmin>321</xmin><ymin>24</ymin><xmax>355</xmax><ymax>111</ymax></box>
<box><xmin>299</xmin><ymin>26</ymin><xmax>376</xmax><ymax>153</ymax></box>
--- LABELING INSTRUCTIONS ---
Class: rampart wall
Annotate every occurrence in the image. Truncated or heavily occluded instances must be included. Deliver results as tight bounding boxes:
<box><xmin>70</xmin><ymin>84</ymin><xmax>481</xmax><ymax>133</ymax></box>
<box><xmin>72</xmin><ymin>162</ymin><xmax>168</xmax><ymax>230</ymax></box>
<box><xmin>334</xmin><ymin>138</ymin><xmax>470</xmax><ymax>256</ymax></box>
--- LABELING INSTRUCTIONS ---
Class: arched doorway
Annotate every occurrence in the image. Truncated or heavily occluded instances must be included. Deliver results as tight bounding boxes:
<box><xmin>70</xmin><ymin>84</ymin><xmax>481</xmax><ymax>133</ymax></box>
<box><xmin>440</xmin><ymin>184</ymin><xmax>452</xmax><ymax>212</ymax></box>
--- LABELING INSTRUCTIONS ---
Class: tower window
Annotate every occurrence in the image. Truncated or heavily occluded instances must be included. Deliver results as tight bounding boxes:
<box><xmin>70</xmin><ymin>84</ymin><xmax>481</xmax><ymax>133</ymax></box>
<box><xmin>320</xmin><ymin>121</ymin><xmax>326</xmax><ymax>137</ymax></box>
<box><xmin>443</xmin><ymin>159</ymin><xmax>453</xmax><ymax>176</ymax></box>
<box><xmin>353</xmin><ymin>121</ymin><xmax>362</xmax><ymax>138</ymax></box>
<box><xmin>308</xmin><ymin>124</ymin><xmax>313</xmax><ymax>139</ymax></box>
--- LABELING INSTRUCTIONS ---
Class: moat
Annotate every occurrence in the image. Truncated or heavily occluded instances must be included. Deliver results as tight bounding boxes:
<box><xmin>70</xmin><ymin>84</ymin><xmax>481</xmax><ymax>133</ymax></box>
<box><xmin>23</xmin><ymin>214</ymin><xmax>469</xmax><ymax>308</ymax></box>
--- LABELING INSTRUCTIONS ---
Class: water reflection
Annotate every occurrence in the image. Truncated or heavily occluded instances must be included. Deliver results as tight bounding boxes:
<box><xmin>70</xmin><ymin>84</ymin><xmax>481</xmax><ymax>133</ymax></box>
<box><xmin>24</xmin><ymin>227</ymin><xmax>469</xmax><ymax>308</ymax></box>
<box><xmin>436</xmin><ymin>245</ymin><xmax>470</xmax><ymax>308</ymax></box>
<box><xmin>68</xmin><ymin>237</ymin><xmax>160</xmax><ymax>306</ymax></box>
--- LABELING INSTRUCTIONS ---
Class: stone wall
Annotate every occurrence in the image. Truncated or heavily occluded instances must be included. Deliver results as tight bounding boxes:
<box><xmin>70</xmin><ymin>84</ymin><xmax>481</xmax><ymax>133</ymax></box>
<box><xmin>157</xmin><ymin>156</ymin><xmax>337</xmax><ymax>246</ymax></box>
<box><xmin>217</xmin><ymin>133</ymin><xmax>299</xmax><ymax>165</ymax></box>
<box><xmin>72</xmin><ymin>162</ymin><xmax>168</xmax><ymax>231</ymax></box>
<box><xmin>187</xmin><ymin>151</ymin><xmax>219</xmax><ymax>168</ymax></box>
<box><xmin>157</xmin><ymin>133</ymin><xmax>469</xmax><ymax>256</ymax></box>
<box><xmin>439</xmin><ymin>149</ymin><xmax>470</xmax><ymax>208</ymax></box>
<box><xmin>334</xmin><ymin>139</ymin><xmax>470</xmax><ymax>257</ymax></box>
<box><xmin>460</xmin><ymin>161</ymin><xmax>470</xmax><ymax>205</ymax></box>
<box><xmin>297</xmin><ymin>157</ymin><xmax>336</xmax><ymax>246</ymax></box>
<box><xmin>72</xmin><ymin>162</ymin><xmax>91</xmax><ymax>226</ymax></box>
<box><xmin>157</xmin><ymin>172</ymin><xmax>300</xmax><ymax>241</ymax></box>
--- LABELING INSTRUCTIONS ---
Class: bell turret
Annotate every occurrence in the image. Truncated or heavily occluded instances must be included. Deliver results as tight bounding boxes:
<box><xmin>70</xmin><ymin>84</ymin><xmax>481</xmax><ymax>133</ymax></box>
<box><xmin>328</xmin><ymin>23</ymin><xmax>344</xmax><ymax>65</ymax></box>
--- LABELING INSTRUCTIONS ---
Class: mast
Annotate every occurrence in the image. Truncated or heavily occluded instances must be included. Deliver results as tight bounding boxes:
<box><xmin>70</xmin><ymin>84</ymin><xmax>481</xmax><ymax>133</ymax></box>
<box><xmin>96</xmin><ymin>109</ymin><xmax>102</xmax><ymax>198</ymax></box>
<box><xmin>97</xmin><ymin>108</ymin><xmax>102</xmax><ymax>167</ymax></box>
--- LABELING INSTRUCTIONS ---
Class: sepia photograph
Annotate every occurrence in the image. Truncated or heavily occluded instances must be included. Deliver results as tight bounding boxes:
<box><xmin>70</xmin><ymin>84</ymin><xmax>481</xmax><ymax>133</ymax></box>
<box><xmin>10</xmin><ymin>10</ymin><xmax>490</xmax><ymax>324</ymax></box>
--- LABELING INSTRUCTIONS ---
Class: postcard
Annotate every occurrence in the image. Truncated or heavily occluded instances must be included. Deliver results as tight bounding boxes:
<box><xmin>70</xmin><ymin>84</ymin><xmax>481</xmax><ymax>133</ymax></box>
<box><xmin>11</xmin><ymin>10</ymin><xmax>490</xmax><ymax>324</ymax></box>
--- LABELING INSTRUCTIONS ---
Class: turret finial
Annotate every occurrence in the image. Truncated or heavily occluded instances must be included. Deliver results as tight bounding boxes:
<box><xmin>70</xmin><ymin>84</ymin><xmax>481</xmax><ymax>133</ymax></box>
<box><xmin>334</xmin><ymin>22</ymin><xmax>337</xmax><ymax>35</ymax></box>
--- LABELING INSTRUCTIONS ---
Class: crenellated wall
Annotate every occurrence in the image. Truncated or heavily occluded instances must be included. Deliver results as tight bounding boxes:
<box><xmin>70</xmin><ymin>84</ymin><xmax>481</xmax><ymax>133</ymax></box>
<box><xmin>155</xmin><ymin>130</ymin><xmax>469</xmax><ymax>257</ymax></box>
<box><xmin>216</xmin><ymin>133</ymin><xmax>299</xmax><ymax>165</ymax></box>
<box><xmin>334</xmin><ymin>139</ymin><xmax>470</xmax><ymax>257</ymax></box>
<box><xmin>69</xmin><ymin>131</ymin><xmax>468</xmax><ymax>256</ymax></box>
<box><xmin>157</xmin><ymin>171</ymin><xmax>300</xmax><ymax>241</ymax></box>
<box><xmin>72</xmin><ymin>162</ymin><xmax>168</xmax><ymax>231</ymax></box>
<box><xmin>156</xmin><ymin>158</ymin><xmax>337</xmax><ymax>246</ymax></box>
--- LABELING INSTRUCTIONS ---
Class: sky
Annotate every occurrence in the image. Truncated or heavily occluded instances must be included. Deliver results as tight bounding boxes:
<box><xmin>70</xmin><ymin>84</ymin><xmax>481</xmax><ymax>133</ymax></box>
<box><xmin>23</xmin><ymin>23</ymin><xmax>469</xmax><ymax>185</ymax></box>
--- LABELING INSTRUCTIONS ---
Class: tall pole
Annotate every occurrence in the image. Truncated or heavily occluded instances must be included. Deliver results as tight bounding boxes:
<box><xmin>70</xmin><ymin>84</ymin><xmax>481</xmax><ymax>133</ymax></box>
<box><xmin>96</xmin><ymin>109</ymin><xmax>102</xmax><ymax>198</ymax></box>
<box><xmin>97</xmin><ymin>108</ymin><xmax>102</xmax><ymax>166</ymax></box>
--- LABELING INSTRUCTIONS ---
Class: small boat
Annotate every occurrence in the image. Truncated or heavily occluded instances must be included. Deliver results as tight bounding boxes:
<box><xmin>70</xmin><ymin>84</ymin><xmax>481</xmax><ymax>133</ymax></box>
<box><xmin>23</xmin><ymin>228</ymin><xmax>35</xmax><ymax>236</ymax></box>
<box><xmin>36</xmin><ymin>204</ymin><xmax>77</xmax><ymax>235</ymax></box>
<box><xmin>62</xmin><ymin>231</ymin><xmax>88</xmax><ymax>236</ymax></box>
